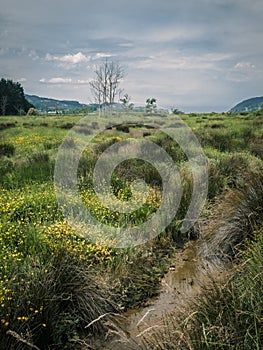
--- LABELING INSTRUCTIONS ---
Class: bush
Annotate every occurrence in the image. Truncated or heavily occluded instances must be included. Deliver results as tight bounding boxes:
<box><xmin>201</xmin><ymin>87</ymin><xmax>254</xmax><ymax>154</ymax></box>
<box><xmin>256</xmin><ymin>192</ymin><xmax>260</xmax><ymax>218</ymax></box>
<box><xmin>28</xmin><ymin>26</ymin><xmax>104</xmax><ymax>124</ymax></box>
<box><xmin>27</xmin><ymin>108</ymin><xmax>40</xmax><ymax>116</ymax></box>
<box><xmin>0</xmin><ymin>158</ymin><xmax>14</xmax><ymax>176</ymax></box>
<box><xmin>249</xmin><ymin>136</ymin><xmax>263</xmax><ymax>159</ymax></box>
<box><xmin>28</xmin><ymin>152</ymin><xmax>49</xmax><ymax>163</ymax></box>
<box><xmin>0</xmin><ymin>250</ymin><xmax>116</xmax><ymax>350</ymax></box>
<box><xmin>0</xmin><ymin>123</ymin><xmax>16</xmax><ymax>131</ymax></box>
<box><xmin>59</xmin><ymin>123</ymin><xmax>74</xmax><ymax>130</ymax></box>
<box><xmin>0</xmin><ymin>143</ymin><xmax>15</xmax><ymax>157</ymax></box>
<box><xmin>116</xmin><ymin>124</ymin><xmax>130</xmax><ymax>133</ymax></box>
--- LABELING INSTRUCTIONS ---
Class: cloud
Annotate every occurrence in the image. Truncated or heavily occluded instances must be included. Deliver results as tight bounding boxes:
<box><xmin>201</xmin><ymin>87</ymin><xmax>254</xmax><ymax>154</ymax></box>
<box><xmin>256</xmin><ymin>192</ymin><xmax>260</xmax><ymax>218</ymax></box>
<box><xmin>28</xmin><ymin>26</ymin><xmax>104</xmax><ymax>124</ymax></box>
<box><xmin>94</xmin><ymin>53</ymin><xmax>114</xmax><ymax>59</ymax></box>
<box><xmin>28</xmin><ymin>50</ymin><xmax>40</xmax><ymax>61</ymax></box>
<box><xmin>234</xmin><ymin>62</ymin><xmax>255</xmax><ymax>70</ymax></box>
<box><xmin>40</xmin><ymin>77</ymin><xmax>73</xmax><ymax>84</ymax></box>
<box><xmin>226</xmin><ymin>61</ymin><xmax>258</xmax><ymax>83</ymax></box>
<box><xmin>45</xmin><ymin>52</ymin><xmax>90</xmax><ymax>67</ymax></box>
<box><xmin>1</xmin><ymin>0</ymin><xmax>263</xmax><ymax>112</ymax></box>
<box><xmin>128</xmin><ymin>51</ymin><xmax>232</xmax><ymax>72</ymax></box>
<box><xmin>39</xmin><ymin>77</ymin><xmax>91</xmax><ymax>85</ymax></box>
<box><xmin>18</xmin><ymin>78</ymin><xmax>27</xmax><ymax>82</ymax></box>
<box><xmin>76</xmin><ymin>79</ymin><xmax>91</xmax><ymax>84</ymax></box>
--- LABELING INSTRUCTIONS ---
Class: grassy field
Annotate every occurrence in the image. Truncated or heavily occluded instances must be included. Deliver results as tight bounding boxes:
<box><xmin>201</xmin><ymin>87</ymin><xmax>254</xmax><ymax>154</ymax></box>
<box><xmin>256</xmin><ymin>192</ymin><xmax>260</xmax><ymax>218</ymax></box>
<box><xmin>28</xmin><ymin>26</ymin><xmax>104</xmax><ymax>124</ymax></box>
<box><xmin>0</xmin><ymin>112</ymin><xmax>262</xmax><ymax>349</ymax></box>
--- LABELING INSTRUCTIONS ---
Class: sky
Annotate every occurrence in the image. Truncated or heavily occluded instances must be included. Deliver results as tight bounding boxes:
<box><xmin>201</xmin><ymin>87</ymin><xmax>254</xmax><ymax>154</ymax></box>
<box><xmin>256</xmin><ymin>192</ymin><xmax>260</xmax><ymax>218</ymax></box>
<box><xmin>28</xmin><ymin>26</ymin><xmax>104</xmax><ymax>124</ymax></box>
<box><xmin>1</xmin><ymin>0</ymin><xmax>263</xmax><ymax>112</ymax></box>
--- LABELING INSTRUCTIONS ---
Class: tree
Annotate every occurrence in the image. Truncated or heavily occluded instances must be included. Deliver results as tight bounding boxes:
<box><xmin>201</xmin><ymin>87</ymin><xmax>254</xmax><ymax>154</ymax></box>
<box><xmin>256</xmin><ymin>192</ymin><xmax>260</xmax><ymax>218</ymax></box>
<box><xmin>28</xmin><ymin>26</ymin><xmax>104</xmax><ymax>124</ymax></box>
<box><xmin>0</xmin><ymin>78</ymin><xmax>33</xmax><ymax>115</ymax></box>
<box><xmin>145</xmin><ymin>98</ymin><xmax>157</xmax><ymax>114</ymax></box>
<box><xmin>0</xmin><ymin>95</ymin><xmax>8</xmax><ymax>116</ymax></box>
<box><xmin>89</xmin><ymin>59</ymin><xmax>125</xmax><ymax>115</ymax></box>
<box><xmin>120</xmin><ymin>93</ymin><xmax>134</xmax><ymax>111</ymax></box>
<box><xmin>89</xmin><ymin>79</ymin><xmax>103</xmax><ymax>115</ymax></box>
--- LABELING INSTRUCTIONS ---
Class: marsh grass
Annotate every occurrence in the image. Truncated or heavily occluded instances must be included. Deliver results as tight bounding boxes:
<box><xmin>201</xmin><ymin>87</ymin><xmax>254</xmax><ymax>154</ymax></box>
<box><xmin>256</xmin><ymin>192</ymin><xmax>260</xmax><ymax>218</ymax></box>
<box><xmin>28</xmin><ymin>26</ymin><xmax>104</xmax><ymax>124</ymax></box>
<box><xmin>0</xmin><ymin>142</ymin><xmax>15</xmax><ymax>157</ymax></box>
<box><xmin>0</xmin><ymin>112</ymin><xmax>262</xmax><ymax>349</ymax></box>
<box><xmin>139</xmin><ymin>171</ymin><xmax>263</xmax><ymax>350</ymax></box>
<box><xmin>109</xmin><ymin>236</ymin><xmax>173</xmax><ymax>310</ymax></box>
<box><xmin>200</xmin><ymin>171</ymin><xmax>263</xmax><ymax>260</ymax></box>
<box><xmin>0</xmin><ymin>250</ymin><xmax>117</xmax><ymax>350</ymax></box>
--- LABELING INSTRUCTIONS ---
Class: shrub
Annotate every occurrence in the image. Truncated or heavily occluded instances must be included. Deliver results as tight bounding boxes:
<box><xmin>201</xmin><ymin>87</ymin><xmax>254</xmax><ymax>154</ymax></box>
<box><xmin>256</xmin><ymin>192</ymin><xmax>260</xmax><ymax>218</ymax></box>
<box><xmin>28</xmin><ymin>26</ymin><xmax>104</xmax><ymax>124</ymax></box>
<box><xmin>0</xmin><ymin>143</ymin><xmax>15</xmax><ymax>157</ymax></box>
<box><xmin>0</xmin><ymin>122</ymin><xmax>16</xmax><ymax>131</ymax></box>
<box><xmin>28</xmin><ymin>152</ymin><xmax>49</xmax><ymax>163</ymax></box>
<box><xmin>249</xmin><ymin>136</ymin><xmax>263</xmax><ymax>159</ymax></box>
<box><xmin>27</xmin><ymin>107</ymin><xmax>40</xmax><ymax>116</ymax></box>
<box><xmin>0</xmin><ymin>158</ymin><xmax>14</xmax><ymax>176</ymax></box>
<box><xmin>116</xmin><ymin>124</ymin><xmax>130</xmax><ymax>133</ymax></box>
<box><xmin>59</xmin><ymin>123</ymin><xmax>74</xmax><ymax>130</ymax></box>
<box><xmin>0</xmin><ymin>250</ymin><xmax>116</xmax><ymax>350</ymax></box>
<box><xmin>75</xmin><ymin>126</ymin><xmax>92</xmax><ymax>135</ymax></box>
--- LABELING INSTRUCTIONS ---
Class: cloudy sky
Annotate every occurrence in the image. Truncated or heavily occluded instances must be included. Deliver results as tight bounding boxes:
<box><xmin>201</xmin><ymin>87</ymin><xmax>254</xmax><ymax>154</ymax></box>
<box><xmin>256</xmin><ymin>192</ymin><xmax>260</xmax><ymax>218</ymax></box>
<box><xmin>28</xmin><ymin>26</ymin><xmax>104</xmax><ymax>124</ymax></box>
<box><xmin>1</xmin><ymin>0</ymin><xmax>263</xmax><ymax>112</ymax></box>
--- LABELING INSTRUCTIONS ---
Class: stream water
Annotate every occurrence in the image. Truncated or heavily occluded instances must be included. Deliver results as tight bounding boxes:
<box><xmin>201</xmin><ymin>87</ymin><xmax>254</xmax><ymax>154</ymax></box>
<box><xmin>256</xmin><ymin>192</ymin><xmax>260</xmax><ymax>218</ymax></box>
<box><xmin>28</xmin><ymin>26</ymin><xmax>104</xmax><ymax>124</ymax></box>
<box><xmin>91</xmin><ymin>239</ymin><xmax>232</xmax><ymax>349</ymax></box>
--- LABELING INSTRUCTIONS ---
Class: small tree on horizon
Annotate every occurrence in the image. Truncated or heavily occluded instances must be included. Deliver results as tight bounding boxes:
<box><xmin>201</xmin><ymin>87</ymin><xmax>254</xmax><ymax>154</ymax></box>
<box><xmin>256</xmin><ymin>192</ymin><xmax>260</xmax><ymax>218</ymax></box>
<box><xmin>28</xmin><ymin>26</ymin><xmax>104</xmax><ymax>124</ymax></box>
<box><xmin>120</xmin><ymin>93</ymin><xmax>134</xmax><ymax>111</ymax></box>
<box><xmin>145</xmin><ymin>98</ymin><xmax>157</xmax><ymax>114</ymax></box>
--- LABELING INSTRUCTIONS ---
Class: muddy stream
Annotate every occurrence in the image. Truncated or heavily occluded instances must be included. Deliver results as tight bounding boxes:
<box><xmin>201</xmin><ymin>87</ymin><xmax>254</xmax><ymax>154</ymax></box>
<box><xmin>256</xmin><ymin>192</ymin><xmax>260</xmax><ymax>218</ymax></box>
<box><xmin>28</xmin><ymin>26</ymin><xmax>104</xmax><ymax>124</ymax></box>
<box><xmin>92</xmin><ymin>238</ymin><xmax>232</xmax><ymax>349</ymax></box>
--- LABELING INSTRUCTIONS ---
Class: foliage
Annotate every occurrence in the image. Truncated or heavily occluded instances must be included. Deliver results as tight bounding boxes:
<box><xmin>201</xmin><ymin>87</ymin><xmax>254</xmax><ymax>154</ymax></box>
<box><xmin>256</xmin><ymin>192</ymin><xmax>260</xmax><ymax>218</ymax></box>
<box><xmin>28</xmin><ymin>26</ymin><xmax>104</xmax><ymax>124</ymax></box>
<box><xmin>120</xmin><ymin>94</ymin><xmax>134</xmax><ymax>111</ymax></box>
<box><xmin>139</xmin><ymin>173</ymin><xmax>263</xmax><ymax>350</ymax></box>
<box><xmin>0</xmin><ymin>79</ymin><xmax>33</xmax><ymax>116</ymax></box>
<box><xmin>0</xmin><ymin>143</ymin><xmax>15</xmax><ymax>157</ymax></box>
<box><xmin>141</xmin><ymin>227</ymin><xmax>263</xmax><ymax>350</ymax></box>
<box><xmin>145</xmin><ymin>98</ymin><xmax>157</xmax><ymax>114</ymax></box>
<box><xmin>0</xmin><ymin>112</ymin><xmax>262</xmax><ymax>348</ymax></box>
<box><xmin>27</xmin><ymin>107</ymin><xmax>40</xmax><ymax>116</ymax></box>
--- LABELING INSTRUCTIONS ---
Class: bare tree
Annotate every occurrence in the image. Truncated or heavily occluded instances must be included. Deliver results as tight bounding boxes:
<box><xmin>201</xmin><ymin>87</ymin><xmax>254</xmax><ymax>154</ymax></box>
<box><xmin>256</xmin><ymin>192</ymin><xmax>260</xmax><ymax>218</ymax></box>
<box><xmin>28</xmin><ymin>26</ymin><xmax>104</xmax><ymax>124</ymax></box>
<box><xmin>90</xmin><ymin>59</ymin><xmax>125</xmax><ymax>115</ymax></box>
<box><xmin>89</xmin><ymin>79</ymin><xmax>103</xmax><ymax>116</ymax></box>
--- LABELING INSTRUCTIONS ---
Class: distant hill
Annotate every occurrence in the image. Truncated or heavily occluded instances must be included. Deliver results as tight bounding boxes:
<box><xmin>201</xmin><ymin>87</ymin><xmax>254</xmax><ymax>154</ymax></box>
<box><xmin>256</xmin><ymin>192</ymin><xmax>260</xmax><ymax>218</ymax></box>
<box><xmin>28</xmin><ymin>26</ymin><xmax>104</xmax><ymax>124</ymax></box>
<box><xmin>25</xmin><ymin>94</ymin><xmax>96</xmax><ymax>112</ymax></box>
<box><xmin>229</xmin><ymin>96</ymin><xmax>263</xmax><ymax>113</ymax></box>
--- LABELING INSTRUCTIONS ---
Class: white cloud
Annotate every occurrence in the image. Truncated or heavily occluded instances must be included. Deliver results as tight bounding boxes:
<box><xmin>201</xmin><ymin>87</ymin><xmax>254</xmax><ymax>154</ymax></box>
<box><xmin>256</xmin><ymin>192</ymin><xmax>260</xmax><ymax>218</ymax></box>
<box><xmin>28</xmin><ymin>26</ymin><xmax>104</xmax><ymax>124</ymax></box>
<box><xmin>76</xmin><ymin>79</ymin><xmax>91</xmax><ymax>84</ymax></box>
<box><xmin>128</xmin><ymin>51</ymin><xmax>232</xmax><ymax>71</ymax></box>
<box><xmin>28</xmin><ymin>50</ymin><xmax>39</xmax><ymax>61</ymax></box>
<box><xmin>234</xmin><ymin>61</ymin><xmax>255</xmax><ymax>70</ymax></box>
<box><xmin>45</xmin><ymin>52</ymin><xmax>90</xmax><ymax>67</ymax></box>
<box><xmin>18</xmin><ymin>77</ymin><xmax>27</xmax><ymax>82</ymax></box>
<box><xmin>138</xmin><ymin>25</ymin><xmax>206</xmax><ymax>43</ymax></box>
<box><xmin>94</xmin><ymin>52</ymin><xmax>114</xmax><ymax>59</ymax></box>
<box><xmin>39</xmin><ymin>77</ymin><xmax>91</xmax><ymax>84</ymax></box>
<box><xmin>40</xmin><ymin>77</ymin><xmax>73</xmax><ymax>84</ymax></box>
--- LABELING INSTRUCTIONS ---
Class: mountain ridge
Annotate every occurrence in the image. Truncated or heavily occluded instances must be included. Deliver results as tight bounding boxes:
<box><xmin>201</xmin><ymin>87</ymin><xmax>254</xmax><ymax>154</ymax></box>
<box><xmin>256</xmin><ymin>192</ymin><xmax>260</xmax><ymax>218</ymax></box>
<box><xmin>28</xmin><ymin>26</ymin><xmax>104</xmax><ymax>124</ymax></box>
<box><xmin>26</xmin><ymin>94</ymin><xmax>263</xmax><ymax>114</ymax></box>
<box><xmin>25</xmin><ymin>94</ymin><xmax>96</xmax><ymax>112</ymax></box>
<box><xmin>229</xmin><ymin>96</ymin><xmax>263</xmax><ymax>113</ymax></box>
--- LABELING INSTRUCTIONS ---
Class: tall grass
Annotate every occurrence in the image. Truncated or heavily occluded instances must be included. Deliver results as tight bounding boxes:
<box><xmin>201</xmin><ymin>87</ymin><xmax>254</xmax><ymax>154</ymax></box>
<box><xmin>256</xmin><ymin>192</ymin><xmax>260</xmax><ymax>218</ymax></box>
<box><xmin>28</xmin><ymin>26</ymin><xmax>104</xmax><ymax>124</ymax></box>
<box><xmin>0</xmin><ymin>249</ymin><xmax>116</xmax><ymax>350</ymax></box>
<box><xmin>0</xmin><ymin>112</ymin><xmax>262</xmax><ymax>349</ymax></box>
<box><xmin>140</xmin><ymin>171</ymin><xmax>263</xmax><ymax>350</ymax></box>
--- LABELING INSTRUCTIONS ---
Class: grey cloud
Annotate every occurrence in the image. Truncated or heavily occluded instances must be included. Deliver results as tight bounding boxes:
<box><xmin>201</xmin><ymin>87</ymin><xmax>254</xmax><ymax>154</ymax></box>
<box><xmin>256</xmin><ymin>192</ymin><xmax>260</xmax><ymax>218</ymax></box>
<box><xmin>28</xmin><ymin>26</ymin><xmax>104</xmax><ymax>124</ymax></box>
<box><xmin>0</xmin><ymin>0</ymin><xmax>262</xmax><ymax>111</ymax></box>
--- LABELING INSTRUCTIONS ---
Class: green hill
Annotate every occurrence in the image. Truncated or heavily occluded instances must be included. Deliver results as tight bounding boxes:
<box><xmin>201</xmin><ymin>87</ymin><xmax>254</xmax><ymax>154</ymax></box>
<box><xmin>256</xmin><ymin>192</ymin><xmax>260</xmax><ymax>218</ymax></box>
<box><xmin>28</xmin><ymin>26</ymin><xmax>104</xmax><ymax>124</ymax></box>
<box><xmin>229</xmin><ymin>96</ymin><xmax>263</xmax><ymax>113</ymax></box>
<box><xmin>25</xmin><ymin>94</ymin><xmax>96</xmax><ymax>113</ymax></box>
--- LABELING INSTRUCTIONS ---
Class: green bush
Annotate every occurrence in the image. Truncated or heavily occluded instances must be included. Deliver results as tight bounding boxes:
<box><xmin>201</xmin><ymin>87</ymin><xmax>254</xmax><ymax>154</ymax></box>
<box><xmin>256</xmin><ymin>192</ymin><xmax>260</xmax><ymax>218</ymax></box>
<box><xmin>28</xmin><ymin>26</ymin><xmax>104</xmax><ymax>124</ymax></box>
<box><xmin>0</xmin><ymin>143</ymin><xmax>15</xmax><ymax>157</ymax></box>
<box><xmin>0</xmin><ymin>249</ymin><xmax>116</xmax><ymax>350</ymax></box>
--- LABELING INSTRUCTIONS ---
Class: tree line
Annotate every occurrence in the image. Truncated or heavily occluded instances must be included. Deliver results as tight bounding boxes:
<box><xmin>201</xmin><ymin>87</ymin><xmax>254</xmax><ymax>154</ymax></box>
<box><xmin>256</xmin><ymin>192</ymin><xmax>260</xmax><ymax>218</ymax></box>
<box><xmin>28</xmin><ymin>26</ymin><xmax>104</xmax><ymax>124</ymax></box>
<box><xmin>0</xmin><ymin>79</ymin><xmax>33</xmax><ymax>116</ymax></box>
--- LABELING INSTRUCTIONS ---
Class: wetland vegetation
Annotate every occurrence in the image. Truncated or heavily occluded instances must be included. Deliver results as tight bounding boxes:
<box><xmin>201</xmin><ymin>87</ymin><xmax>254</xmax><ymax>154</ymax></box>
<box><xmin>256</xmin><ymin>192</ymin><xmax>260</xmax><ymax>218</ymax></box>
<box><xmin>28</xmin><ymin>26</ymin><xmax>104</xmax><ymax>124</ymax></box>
<box><xmin>0</xmin><ymin>111</ymin><xmax>262</xmax><ymax>349</ymax></box>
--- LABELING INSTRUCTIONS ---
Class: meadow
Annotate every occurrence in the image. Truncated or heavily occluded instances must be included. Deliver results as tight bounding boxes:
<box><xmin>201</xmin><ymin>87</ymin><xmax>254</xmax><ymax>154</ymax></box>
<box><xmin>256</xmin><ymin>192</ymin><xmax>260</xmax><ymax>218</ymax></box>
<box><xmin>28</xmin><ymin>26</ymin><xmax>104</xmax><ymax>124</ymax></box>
<box><xmin>0</xmin><ymin>111</ymin><xmax>262</xmax><ymax>349</ymax></box>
